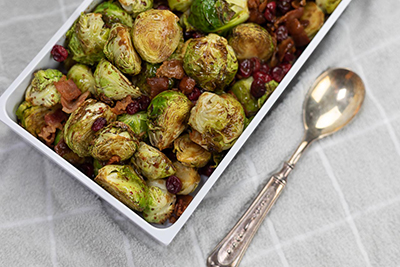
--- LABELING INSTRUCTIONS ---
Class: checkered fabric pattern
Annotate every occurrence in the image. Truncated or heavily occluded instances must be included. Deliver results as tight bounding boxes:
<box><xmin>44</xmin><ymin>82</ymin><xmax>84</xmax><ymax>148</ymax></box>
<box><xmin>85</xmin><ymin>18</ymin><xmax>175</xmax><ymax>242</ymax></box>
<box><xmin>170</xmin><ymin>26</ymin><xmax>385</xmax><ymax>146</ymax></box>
<box><xmin>1</xmin><ymin>0</ymin><xmax>399</xmax><ymax>266</ymax></box>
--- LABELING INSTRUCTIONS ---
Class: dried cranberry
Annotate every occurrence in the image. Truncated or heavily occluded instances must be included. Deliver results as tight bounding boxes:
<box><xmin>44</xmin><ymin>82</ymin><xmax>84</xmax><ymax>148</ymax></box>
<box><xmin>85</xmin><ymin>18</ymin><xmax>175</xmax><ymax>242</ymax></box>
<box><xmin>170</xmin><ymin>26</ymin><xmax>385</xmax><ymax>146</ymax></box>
<box><xmin>265</xmin><ymin>74</ymin><xmax>273</xmax><ymax>83</ymax></box>
<box><xmin>137</xmin><ymin>96</ymin><xmax>150</xmax><ymax>111</ymax></box>
<box><xmin>267</xmin><ymin>1</ymin><xmax>277</xmax><ymax>14</ymax></box>
<box><xmin>156</xmin><ymin>4</ymin><xmax>170</xmax><ymax>10</ymax></box>
<box><xmin>276</xmin><ymin>25</ymin><xmax>288</xmax><ymax>42</ymax></box>
<box><xmin>192</xmin><ymin>32</ymin><xmax>205</xmax><ymax>39</ymax></box>
<box><xmin>91</xmin><ymin>117</ymin><xmax>107</xmax><ymax>132</ymax></box>
<box><xmin>281</xmin><ymin>63</ymin><xmax>292</xmax><ymax>75</ymax></box>
<box><xmin>253</xmin><ymin>71</ymin><xmax>268</xmax><ymax>82</ymax></box>
<box><xmin>79</xmin><ymin>163</ymin><xmax>94</xmax><ymax>179</ymax></box>
<box><xmin>260</xmin><ymin>63</ymin><xmax>270</xmax><ymax>74</ymax></box>
<box><xmin>166</xmin><ymin>176</ymin><xmax>182</xmax><ymax>194</ymax></box>
<box><xmin>126</xmin><ymin>101</ymin><xmax>140</xmax><ymax>115</ymax></box>
<box><xmin>200</xmin><ymin>165</ymin><xmax>215</xmax><ymax>177</ymax></box>
<box><xmin>250</xmin><ymin>57</ymin><xmax>261</xmax><ymax>73</ymax></box>
<box><xmin>283</xmin><ymin>52</ymin><xmax>295</xmax><ymax>63</ymax></box>
<box><xmin>239</xmin><ymin>59</ymin><xmax>253</xmax><ymax>78</ymax></box>
<box><xmin>251</xmin><ymin>78</ymin><xmax>266</xmax><ymax>98</ymax></box>
<box><xmin>264</xmin><ymin>9</ymin><xmax>274</xmax><ymax>22</ymax></box>
<box><xmin>184</xmin><ymin>31</ymin><xmax>193</xmax><ymax>40</ymax></box>
<box><xmin>187</xmin><ymin>87</ymin><xmax>202</xmax><ymax>101</ymax></box>
<box><xmin>271</xmin><ymin>66</ymin><xmax>285</xmax><ymax>82</ymax></box>
<box><xmin>277</xmin><ymin>0</ymin><xmax>292</xmax><ymax>14</ymax></box>
<box><xmin>51</xmin><ymin>45</ymin><xmax>68</xmax><ymax>62</ymax></box>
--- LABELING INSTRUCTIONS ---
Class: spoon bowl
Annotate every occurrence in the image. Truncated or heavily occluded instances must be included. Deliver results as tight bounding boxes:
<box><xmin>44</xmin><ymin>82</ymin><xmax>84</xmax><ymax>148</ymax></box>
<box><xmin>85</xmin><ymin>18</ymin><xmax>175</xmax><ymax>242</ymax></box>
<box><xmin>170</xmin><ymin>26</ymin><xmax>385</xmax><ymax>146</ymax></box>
<box><xmin>304</xmin><ymin>68</ymin><xmax>365</xmax><ymax>140</ymax></box>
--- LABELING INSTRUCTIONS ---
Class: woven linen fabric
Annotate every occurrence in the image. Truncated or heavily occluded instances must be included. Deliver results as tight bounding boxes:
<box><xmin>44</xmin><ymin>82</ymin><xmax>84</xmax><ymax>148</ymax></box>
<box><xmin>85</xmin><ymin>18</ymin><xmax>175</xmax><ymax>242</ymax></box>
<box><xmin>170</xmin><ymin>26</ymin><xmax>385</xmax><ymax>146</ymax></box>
<box><xmin>1</xmin><ymin>0</ymin><xmax>399</xmax><ymax>266</ymax></box>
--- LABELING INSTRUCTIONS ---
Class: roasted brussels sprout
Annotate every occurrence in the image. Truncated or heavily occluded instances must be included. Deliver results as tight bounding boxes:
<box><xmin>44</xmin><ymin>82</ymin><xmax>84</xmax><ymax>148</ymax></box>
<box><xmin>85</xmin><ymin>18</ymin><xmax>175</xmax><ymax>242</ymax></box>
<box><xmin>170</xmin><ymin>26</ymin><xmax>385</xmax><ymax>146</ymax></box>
<box><xmin>143</xmin><ymin>179</ymin><xmax>176</xmax><ymax>224</ymax></box>
<box><xmin>147</xmin><ymin>90</ymin><xmax>192</xmax><ymax>150</ymax></box>
<box><xmin>64</xmin><ymin>99</ymin><xmax>117</xmax><ymax>157</ymax></box>
<box><xmin>94</xmin><ymin>59</ymin><xmax>142</xmax><ymax>103</ymax></box>
<box><xmin>132</xmin><ymin>9</ymin><xmax>183</xmax><ymax>64</ymax></box>
<box><xmin>188</xmin><ymin>0</ymin><xmax>249</xmax><ymax>34</ymax></box>
<box><xmin>316</xmin><ymin>0</ymin><xmax>341</xmax><ymax>14</ymax></box>
<box><xmin>229</xmin><ymin>77</ymin><xmax>278</xmax><ymax>117</ymax></box>
<box><xmin>25</xmin><ymin>69</ymin><xmax>63</xmax><ymax>107</ymax></box>
<box><xmin>301</xmin><ymin>2</ymin><xmax>325</xmax><ymax>39</ymax></box>
<box><xmin>67</xmin><ymin>64</ymin><xmax>96</xmax><ymax>95</ymax></box>
<box><xmin>133</xmin><ymin>142</ymin><xmax>176</xmax><ymax>180</ymax></box>
<box><xmin>188</xmin><ymin>92</ymin><xmax>245</xmax><ymax>152</ymax></box>
<box><xmin>228</xmin><ymin>23</ymin><xmax>276</xmax><ymax>61</ymax></box>
<box><xmin>90</xmin><ymin>121</ymin><xmax>139</xmax><ymax>161</ymax></box>
<box><xmin>173</xmin><ymin>161</ymin><xmax>200</xmax><ymax>195</ymax></box>
<box><xmin>66</xmin><ymin>13</ymin><xmax>110</xmax><ymax>65</ymax></box>
<box><xmin>95</xmin><ymin>165</ymin><xmax>149</xmax><ymax>212</ymax></box>
<box><xmin>93</xmin><ymin>1</ymin><xmax>134</xmax><ymax>27</ymax></box>
<box><xmin>183</xmin><ymin>34</ymin><xmax>238</xmax><ymax>92</ymax></box>
<box><xmin>104</xmin><ymin>23</ymin><xmax>142</xmax><ymax>76</ymax></box>
<box><xmin>16</xmin><ymin>101</ymin><xmax>59</xmax><ymax>137</ymax></box>
<box><xmin>118</xmin><ymin>0</ymin><xmax>153</xmax><ymax>17</ymax></box>
<box><xmin>167</xmin><ymin>0</ymin><xmax>193</xmax><ymax>12</ymax></box>
<box><xmin>117</xmin><ymin>111</ymin><xmax>149</xmax><ymax>141</ymax></box>
<box><xmin>174</xmin><ymin>134</ymin><xmax>211</xmax><ymax>168</ymax></box>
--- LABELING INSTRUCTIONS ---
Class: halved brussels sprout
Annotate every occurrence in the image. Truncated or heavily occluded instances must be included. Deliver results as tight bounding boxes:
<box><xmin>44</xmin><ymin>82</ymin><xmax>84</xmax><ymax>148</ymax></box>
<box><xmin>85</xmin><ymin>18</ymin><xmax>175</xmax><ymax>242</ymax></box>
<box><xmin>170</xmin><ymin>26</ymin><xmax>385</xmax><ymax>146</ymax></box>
<box><xmin>229</xmin><ymin>77</ymin><xmax>279</xmax><ymax>117</ymax></box>
<box><xmin>90</xmin><ymin>121</ymin><xmax>139</xmax><ymax>161</ymax></box>
<box><xmin>143</xmin><ymin>179</ymin><xmax>176</xmax><ymax>224</ymax></box>
<box><xmin>104</xmin><ymin>23</ymin><xmax>141</xmax><ymax>76</ymax></box>
<box><xmin>66</xmin><ymin>13</ymin><xmax>110</xmax><ymax>65</ymax></box>
<box><xmin>183</xmin><ymin>34</ymin><xmax>238</xmax><ymax>92</ymax></box>
<box><xmin>117</xmin><ymin>111</ymin><xmax>149</xmax><ymax>141</ymax></box>
<box><xmin>147</xmin><ymin>90</ymin><xmax>192</xmax><ymax>150</ymax></box>
<box><xmin>188</xmin><ymin>0</ymin><xmax>249</xmax><ymax>34</ymax></box>
<box><xmin>228</xmin><ymin>23</ymin><xmax>276</xmax><ymax>61</ymax></box>
<box><xmin>188</xmin><ymin>92</ymin><xmax>245</xmax><ymax>152</ymax></box>
<box><xmin>94</xmin><ymin>59</ymin><xmax>142</xmax><ymax>103</ymax></box>
<box><xmin>132</xmin><ymin>9</ymin><xmax>183</xmax><ymax>64</ymax></box>
<box><xmin>132</xmin><ymin>142</ymin><xmax>176</xmax><ymax>180</ymax></box>
<box><xmin>167</xmin><ymin>0</ymin><xmax>193</xmax><ymax>12</ymax></box>
<box><xmin>93</xmin><ymin>1</ymin><xmax>134</xmax><ymax>27</ymax></box>
<box><xmin>95</xmin><ymin>165</ymin><xmax>149</xmax><ymax>212</ymax></box>
<box><xmin>173</xmin><ymin>161</ymin><xmax>200</xmax><ymax>195</ymax></box>
<box><xmin>174</xmin><ymin>134</ymin><xmax>211</xmax><ymax>168</ymax></box>
<box><xmin>316</xmin><ymin>0</ymin><xmax>341</xmax><ymax>14</ymax></box>
<box><xmin>16</xmin><ymin>101</ymin><xmax>59</xmax><ymax>137</ymax></box>
<box><xmin>118</xmin><ymin>0</ymin><xmax>153</xmax><ymax>17</ymax></box>
<box><xmin>301</xmin><ymin>2</ymin><xmax>325</xmax><ymax>39</ymax></box>
<box><xmin>67</xmin><ymin>64</ymin><xmax>96</xmax><ymax>95</ymax></box>
<box><xmin>64</xmin><ymin>99</ymin><xmax>117</xmax><ymax>157</ymax></box>
<box><xmin>25</xmin><ymin>69</ymin><xmax>63</xmax><ymax>107</ymax></box>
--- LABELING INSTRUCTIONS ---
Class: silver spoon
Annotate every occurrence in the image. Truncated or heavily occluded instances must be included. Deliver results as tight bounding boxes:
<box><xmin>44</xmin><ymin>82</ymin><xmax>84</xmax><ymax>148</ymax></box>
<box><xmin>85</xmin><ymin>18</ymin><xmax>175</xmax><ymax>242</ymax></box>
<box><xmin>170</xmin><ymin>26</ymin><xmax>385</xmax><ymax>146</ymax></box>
<box><xmin>207</xmin><ymin>68</ymin><xmax>366</xmax><ymax>267</ymax></box>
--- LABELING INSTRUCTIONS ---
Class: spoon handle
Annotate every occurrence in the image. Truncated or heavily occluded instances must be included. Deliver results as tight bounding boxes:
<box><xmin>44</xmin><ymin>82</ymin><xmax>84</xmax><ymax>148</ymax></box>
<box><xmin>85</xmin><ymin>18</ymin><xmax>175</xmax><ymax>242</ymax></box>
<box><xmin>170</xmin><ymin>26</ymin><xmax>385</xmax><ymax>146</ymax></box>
<box><xmin>207</xmin><ymin>163</ymin><xmax>292</xmax><ymax>267</ymax></box>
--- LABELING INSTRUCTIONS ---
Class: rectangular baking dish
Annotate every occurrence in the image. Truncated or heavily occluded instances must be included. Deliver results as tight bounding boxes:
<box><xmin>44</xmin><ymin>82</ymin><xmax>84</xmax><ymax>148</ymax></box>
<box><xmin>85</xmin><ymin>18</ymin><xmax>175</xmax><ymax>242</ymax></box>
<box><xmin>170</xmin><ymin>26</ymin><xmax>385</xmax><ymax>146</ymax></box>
<box><xmin>0</xmin><ymin>0</ymin><xmax>352</xmax><ymax>245</ymax></box>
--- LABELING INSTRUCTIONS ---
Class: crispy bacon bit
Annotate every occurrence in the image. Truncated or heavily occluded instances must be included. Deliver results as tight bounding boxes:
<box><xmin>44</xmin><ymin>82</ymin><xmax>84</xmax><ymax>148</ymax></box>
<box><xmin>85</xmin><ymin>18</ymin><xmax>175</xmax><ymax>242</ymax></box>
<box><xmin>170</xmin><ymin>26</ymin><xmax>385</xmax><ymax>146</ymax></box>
<box><xmin>111</xmin><ymin>95</ymin><xmax>134</xmax><ymax>115</ymax></box>
<box><xmin>286</xmin><ymin>18</ymin><xmax>310</xmax><ymax>47</ymax></box>
<box><xmin>249</xmin><ymin>8</ymin><xmax>266</xmax><ymax>24</ymax></box>
<box><xmin>274</xmin><ymin>7</ymin><xmax>304</xmax><ymax>27</ymax></box>
<box><xmin>38</xmin><ymin>109</ymin><xmax>67</xmax><ymax>146</ymax></box>
<box><xmin>179</xmin><ymin>76</ymin><xmax>196</xmax><ymax>95</ymax></box>
<box><xmin>156</xmin><ymin>60</ymin><xmax>185</xmax><ymax>80</ymax></box>
<box><xmin>291</xmin><ymin>0</ymin><xmax>306</xmax><ymax>9</ymax></box>
<box><xmin>147</xmin><ymin>77</ymin><xmax>169</xmax><ymax>98</ymax></box>
<box><xmin>169</xmin><ymin>195</ymin><xmax>193</xmax><ymax>224</ymax></box>
<box><xmin>54</xmin><ymin>76</ymin><xmax>82</xmax><ymax>101</ymax></box>
<box><xmin>61</xmin><ymin>91</ymin><xmax>90</xmax><ymax>114</ymax></box>
<box><xmin>54</xmin><ymin>138</ymin><xmax>71</xmax><ymax>157</ymax></box>
<box><xmin>277</xmin><ymin>37</ymin><xmax>296</xmax><ymax>62</ymax></box>
<box><xmin>106</xmin><ymin>156</ymin><xmax>121</xmax><ymax>165</ymax></box>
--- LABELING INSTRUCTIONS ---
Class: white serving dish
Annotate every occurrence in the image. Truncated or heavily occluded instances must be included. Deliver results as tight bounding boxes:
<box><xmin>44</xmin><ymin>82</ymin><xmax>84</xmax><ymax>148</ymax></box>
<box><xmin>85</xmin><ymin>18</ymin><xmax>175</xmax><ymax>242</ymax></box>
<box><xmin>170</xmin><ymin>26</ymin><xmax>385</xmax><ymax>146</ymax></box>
<box><xmin>0</xmin><ymin>0</ymin><xmax>352</xmax><ymax>245</ymax></box>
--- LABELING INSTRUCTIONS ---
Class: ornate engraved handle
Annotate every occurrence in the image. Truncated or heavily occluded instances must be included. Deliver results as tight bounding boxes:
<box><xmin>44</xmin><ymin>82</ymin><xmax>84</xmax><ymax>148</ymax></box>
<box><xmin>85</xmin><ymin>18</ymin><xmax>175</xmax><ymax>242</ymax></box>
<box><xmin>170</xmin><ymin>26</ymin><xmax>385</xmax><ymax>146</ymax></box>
<box><xmin>207</xmin><ymin>163</ymin><xmax>292</xmax><ymax>267</ymax></box>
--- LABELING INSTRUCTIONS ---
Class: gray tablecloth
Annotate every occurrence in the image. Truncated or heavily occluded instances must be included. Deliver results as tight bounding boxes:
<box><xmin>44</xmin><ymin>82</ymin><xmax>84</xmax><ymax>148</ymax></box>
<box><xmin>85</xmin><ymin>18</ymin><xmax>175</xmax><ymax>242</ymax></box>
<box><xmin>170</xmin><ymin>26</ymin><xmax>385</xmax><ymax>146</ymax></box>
<box><xmin>1</xmin><ymin>0</ymin><xmax>399</xmax><ymax>266</ymax></box>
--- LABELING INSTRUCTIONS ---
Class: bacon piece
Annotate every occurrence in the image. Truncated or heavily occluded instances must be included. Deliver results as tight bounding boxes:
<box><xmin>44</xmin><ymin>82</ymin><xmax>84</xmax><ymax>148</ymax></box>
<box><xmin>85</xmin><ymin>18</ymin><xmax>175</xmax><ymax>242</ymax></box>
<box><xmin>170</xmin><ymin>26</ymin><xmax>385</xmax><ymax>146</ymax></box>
<box><xmin>106</xmin><ymin>155</ymin><xmax>121</xmax><ymax>165</ymax></box>
<box><xmin>61</xmin><ymin>91</ymin><xmax>90</xmax><ymax>114</ymax></box>
<box><xmin>274</xmin><ymin>7</ymin><xmax>304</xmax><ymax>27</ymax></box>
<box><xmin>38</xmin><ymin>109</ymin><xmax>67</xmax><ymax>146</ymax></box>
<box><xmin>286</xmin><ymin>18</ymin><xmax>310</xmax><ymax>47</ymax></box>
<box><xmin>111</xmin><ymin>95</ymin><xmax>134</xmax><ymax>115</ymax></box>
<box><xmin>169</xmin><ymin>195</ymin><xmax>193</xmax><ymax>224</ymax></box>
<box><xmin>156</xmin><ymin>60</ymin><xmax>185</xmax><ymax>80</ymax></box>
<box><xmin>179</xmin><ymin>76</ymin><xmax>196</xmax><ymax>95</ymax></box>
<box><xmin>54</xmin><ymin>76</ymin><xmax>82</xmax><ymax>101</ymax></box>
